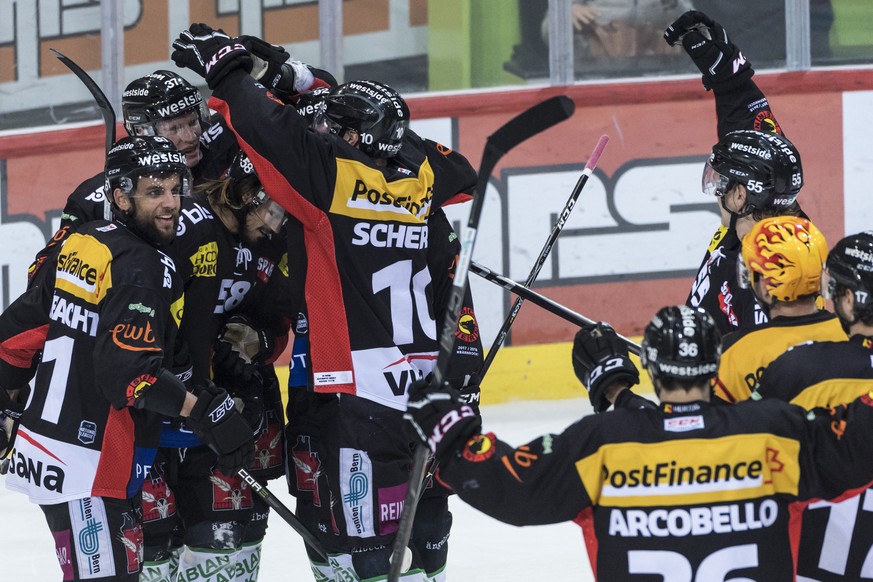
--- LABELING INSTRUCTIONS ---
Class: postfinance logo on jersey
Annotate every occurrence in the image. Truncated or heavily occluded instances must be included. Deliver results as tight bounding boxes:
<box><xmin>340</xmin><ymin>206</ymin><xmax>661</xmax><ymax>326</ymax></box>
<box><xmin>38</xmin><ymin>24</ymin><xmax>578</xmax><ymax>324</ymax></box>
<box><xmin>55</xmin><ymin>234</ymin><xmax>112</xmax><ymax>303</ymax></box>
<box><xmin>330</xmin><ymin>158</ymin><xmax>434</xmax><ymax>222</ymax></box>
<box><xmin>576</xmin><ymin>433</ymin><xmax>800</xmax><ymax>507</ymax></box>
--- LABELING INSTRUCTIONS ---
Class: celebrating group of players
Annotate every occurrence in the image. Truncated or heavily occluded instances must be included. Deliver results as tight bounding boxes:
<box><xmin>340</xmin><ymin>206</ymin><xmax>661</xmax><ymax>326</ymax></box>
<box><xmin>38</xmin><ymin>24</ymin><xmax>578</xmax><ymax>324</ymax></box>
<box><xmin>1</xmin><ymin>8</ymin><xmax>873</xmax><ymax>582</ymax></box>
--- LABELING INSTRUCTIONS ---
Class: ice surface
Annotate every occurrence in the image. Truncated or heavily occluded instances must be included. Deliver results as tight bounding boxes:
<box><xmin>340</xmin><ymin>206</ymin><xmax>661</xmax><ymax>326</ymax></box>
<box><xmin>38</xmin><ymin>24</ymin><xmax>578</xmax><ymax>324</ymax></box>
<box><xmin>0</xmin><ymin>398</ymin><xmax>595</xmax><ymax>580</ymax></box>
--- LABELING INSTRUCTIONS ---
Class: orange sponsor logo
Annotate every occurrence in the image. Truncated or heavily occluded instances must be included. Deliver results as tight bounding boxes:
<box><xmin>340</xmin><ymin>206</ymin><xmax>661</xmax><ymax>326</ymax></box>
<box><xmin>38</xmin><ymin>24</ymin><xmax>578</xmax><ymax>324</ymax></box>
<box><xmin>111</xmin><ymin>321</ymin><xmax>159</xmax><ymax>352</ymax></box>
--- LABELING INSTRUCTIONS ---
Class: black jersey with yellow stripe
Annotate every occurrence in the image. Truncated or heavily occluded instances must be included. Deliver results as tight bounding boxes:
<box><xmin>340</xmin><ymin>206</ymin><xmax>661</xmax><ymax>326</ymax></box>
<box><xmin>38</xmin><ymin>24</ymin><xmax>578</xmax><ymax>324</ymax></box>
<box><xmin>713</xmin><ymin>310</ymin><xmax>847</xmax><ymax>403</ymax></box>
<box><xmin>439</xmin><ymin>397</ymin><xmax>873</xmax><ymax>581</ymax></box>
<box><xmin>209</xmin><ymin>69</ymin><xmax>478</xmax><ymax>411</ymax></box>
<box><xmin>1</xmin><ymin>220</ymin><xmax>184</xmax><ymax>504</ymax></box>
<box><xmin>756</xmin><ymin>334</ymin><xmax>873</xmax><ymax>581</ymax></box>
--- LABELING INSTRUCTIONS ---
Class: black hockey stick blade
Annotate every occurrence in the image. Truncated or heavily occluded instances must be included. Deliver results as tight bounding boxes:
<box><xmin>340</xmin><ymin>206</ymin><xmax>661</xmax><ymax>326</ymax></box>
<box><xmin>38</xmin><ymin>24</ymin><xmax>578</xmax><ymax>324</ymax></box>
<box><xmin>50</xmin><ymin>48</ymin><xmax>117</xmax><ymax>152</ymax></box>
<box><xmin>238</xmin><ymin>468</ymin><xmax>328</xmax><ymax>560</ymax></box>
<box><xmin>470</xmin><ymin>261</ymin><xmax>641</xmax><ymax>356</ymax></box>
<box><xmin>389</xmin><ymin>96</ymin><xmax>575</xmax><ymax>582</ymax></box>
<box><xmin>478</xmin><ymin>134</ymin><xmax>609</xmax><ymax>378</ymax></box>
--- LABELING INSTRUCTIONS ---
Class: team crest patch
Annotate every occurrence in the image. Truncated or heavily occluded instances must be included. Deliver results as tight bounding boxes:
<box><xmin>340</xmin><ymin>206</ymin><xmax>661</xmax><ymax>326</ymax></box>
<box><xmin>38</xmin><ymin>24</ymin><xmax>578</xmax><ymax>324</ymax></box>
<box><xmin>455</xmin><ymin>307</ymin><xmax>479</xmax><ymax>343</ymax></box>
<box><xmin>753</xmin><ymin>110</ymin><xmax>782</xmax><ymax>134</ymax></box>
<box><xmin>463</xmin><ymin>433</ymin><xmax>496</xmax><ymax>462</ymax></box>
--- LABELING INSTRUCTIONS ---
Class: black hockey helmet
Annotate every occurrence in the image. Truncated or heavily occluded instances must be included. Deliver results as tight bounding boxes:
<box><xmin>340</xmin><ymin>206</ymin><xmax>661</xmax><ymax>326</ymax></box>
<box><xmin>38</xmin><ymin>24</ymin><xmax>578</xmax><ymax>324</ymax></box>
<box><xmin>295</xmin><ymin>86</ymin><xmax>331</xmax><ymax>130</ymax></box>
<box><xmin>318</xmin><ymin>80</ymin><xmax>409</xmax><ymax>158</ymax></box>
<box><xmin>702</xmin><ymin>130</ymin><xmax>803</xmax><ymax>212</ymax></box>
<box><xmin>641</xmin><ymin>306</ymin><xmax>722</xmax><ymax>388</ymax></box>
<box><xmin>105</xmin><ymin>136</ymin><xmax>191</xmax><ymax>201</ymax></box>
<box><xmin>122</xmin><ymin>70</ymin><xmax>209</xmax><ymax>137</ymax></box>
<box><xmin>822</xmin><ymin>232</ymin><xmax>873</xmax><ymax>322</ymax></box>
<box><xmin>223</xmin><ymin>150</ymin><xmax>286</xmax><ymax>234</ymax></box>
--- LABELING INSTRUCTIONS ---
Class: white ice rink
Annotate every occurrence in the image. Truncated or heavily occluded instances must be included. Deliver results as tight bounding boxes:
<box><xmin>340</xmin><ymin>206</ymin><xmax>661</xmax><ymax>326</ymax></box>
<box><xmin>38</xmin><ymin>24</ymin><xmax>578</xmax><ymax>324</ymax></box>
<box><xmin>1</xmin><ymin>398</ymin><xmax>595</xmax><ymax>581</ymax></box>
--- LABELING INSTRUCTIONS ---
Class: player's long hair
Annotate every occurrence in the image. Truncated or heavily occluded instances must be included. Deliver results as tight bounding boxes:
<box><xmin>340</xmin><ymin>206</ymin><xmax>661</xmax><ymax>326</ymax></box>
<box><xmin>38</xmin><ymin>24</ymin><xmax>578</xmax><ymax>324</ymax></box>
<box><xmin>196</xmin><ymin>173</ymin><xmax>262</xmax><ymax>212</ymax></box>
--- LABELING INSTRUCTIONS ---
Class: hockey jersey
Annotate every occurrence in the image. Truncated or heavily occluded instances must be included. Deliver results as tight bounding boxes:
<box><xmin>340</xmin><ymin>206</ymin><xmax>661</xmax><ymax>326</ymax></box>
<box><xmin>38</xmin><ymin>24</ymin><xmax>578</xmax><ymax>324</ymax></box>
<box><xmin>713</xmin><ymin>310</ymin><xmax>846</xmax><ymax>403</ymax></box>
<box><xmin>439</xmin><ymin>397</ymin><xmax>873</xmax><ymax>582</ymax></box>
<box><xmin>685</xmin><ymin>75</ymin><xmax>789</xmax><ymax>335</ymax></box>
<box><xmin>210</xmin><ymin>70</ymin><xmax>478</xmax><ymax>411</ymax></box>
<box><xmin>756</xmin><ymin>334</ymin><xmax>873</xmax><ymax>581</ymax></box>
<box><xmin>1</xmin><ymin>221</ymin><xmax>184</xmax><ymax>503</ymax></box>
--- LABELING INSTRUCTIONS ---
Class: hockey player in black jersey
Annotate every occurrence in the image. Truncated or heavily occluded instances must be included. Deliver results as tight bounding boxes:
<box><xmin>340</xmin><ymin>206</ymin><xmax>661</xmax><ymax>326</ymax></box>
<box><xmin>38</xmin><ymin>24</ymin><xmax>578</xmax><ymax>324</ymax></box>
<box><xmin>141</xmin><ymin>151</ymin><xmax>289</xmax><ymax>581</ymax></box>
<box><xmin>0</xmin><ymin>136</ymin><xmax>254</xmax><ymax>581</ymax></box>
<box><xmin>405</xmin><ymin>304</ymin><xmax>873</xmax><ymax>581</ymax></box>
<box><xmin>171</xmin><ymin>24</ymin><xmax>483</xmax><ymax>580</ymax></box>
<box><xmin>664</xmin><ymin>11</ymin><xmax>809</xmax><ymax>335</ymax></box>
<box><xmin>752</xmin><ymin>231</ymin><xmax>873</xmax><ymax>581</ymax></box>
<box><xmin>27</xmin><ymin>70</ymin><xmax>239</xmax><ymax>288</ymax></box>
<box><xmin>713</xmin><ymin>215</ymin><xmax>845</xmax><ymax>403</ymax></box>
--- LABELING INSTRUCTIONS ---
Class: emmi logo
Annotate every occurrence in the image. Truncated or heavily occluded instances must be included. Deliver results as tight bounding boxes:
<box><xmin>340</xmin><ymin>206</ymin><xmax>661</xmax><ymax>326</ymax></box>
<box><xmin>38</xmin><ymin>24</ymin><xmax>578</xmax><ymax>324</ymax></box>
<box><xmin>8</xmin><ymin>451</ymin><xmax>66</xmax><ymax>492</ymax></box>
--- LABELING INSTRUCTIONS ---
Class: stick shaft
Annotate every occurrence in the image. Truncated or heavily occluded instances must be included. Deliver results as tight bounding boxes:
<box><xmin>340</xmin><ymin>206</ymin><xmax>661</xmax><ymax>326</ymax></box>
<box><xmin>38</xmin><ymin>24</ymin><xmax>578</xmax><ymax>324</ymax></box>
<box><xmin>479</xmin><ymin>135</ymin><xmax>609</xmax><ymax>377</ymax></box>
<box><xmin>470</xmin><ymin>262</ymin><xmax>641</xmax><ymax>356</ymax></box>
<box><xmin>238</xmin><ymin>468</ymin><xmax>328</xmax><ymax>561</ymax></box>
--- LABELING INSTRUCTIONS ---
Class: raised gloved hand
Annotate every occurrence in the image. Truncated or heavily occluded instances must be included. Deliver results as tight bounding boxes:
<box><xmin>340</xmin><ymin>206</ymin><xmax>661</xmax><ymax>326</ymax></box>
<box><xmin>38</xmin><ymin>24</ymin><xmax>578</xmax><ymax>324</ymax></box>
<box><xmin>404</xmin><ymin>377</ymin><xmax>481</xmax><ymax>459</ymax></box>
<box><xmin>185</xmin><ymin>381</ymin><xmax>255</xmax><ymax>474</ymax></box>
<box><xmin>171</xmin><ymin>23</ymin><xmax>252</xmax><ymax>89</ymax></box>
<box><xmin>238</xmin><ymin>35</ymin><xmax>317</xmax><ymax>99</ymax></box>
<box><xmin>664</xmin><ymin>11</ymin><xmax>753</xmax><ymax>91</ymax></box>
<box><xmin>213</xmin><ymin>314</ymin><xmax>274</xmax><ymax>382</ymax></box>
<box><xmin>572</xmin><ymin>324</ymin><xmax>640</xmax><ymax>413</ymax></box>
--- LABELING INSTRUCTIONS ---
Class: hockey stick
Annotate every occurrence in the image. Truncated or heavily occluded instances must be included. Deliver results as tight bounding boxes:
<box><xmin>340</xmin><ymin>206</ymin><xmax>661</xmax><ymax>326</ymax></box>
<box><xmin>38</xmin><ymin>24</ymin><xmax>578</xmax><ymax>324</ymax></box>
<box><xmin>478</xmin><ymin>134</ymin><xmax>609</xmax><ymax>379</ymax></box>
<box><xmin>388</xmin><ymin>95</ymin><xmax>576</xmax><ymax>581</ymax></box>
<box><xmin>238</xmin><ymin>468</ymin><xmax>328</xmax><ymax>561</ymax></box>
<box><xmin>50</xmin><ymin>48</ymin><xmax>117</xmax><ymax>152</ymax></box>
<box><xmin>470</xmin><ymin>261</ymin><xmax>641</xmax><ymax>355</ymax></box>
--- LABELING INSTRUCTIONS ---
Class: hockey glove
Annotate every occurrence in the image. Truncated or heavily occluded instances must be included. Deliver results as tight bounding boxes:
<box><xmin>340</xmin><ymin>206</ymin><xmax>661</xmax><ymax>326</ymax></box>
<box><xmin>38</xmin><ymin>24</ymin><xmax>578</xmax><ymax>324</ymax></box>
<box><xmin>572</xmin><ymin>324</ymin><xmax>640</xmax><ymax>413</ymax></box>
<box><xmin>664</xmin><ymin>11</ymin><xmax>753</xmax><ymax>91</ymax></box>
<box><xmin>171</xmin><ymin>23</ymin><xmax>252</xmax><ymax>89</ymax></box>
<box><xmin>0</xmin><ymin>389</ymin><xmax>23</xmax><ymax>458</ymax></box>
<box><xmin>185</xmin><ymin>381</ymin><xmax>255</xmax><ymax>475</ymax></box>
<box><xmin>213</xmin><ymin>314</ymin><xmax>275</xmax><ymax>382</ymax></box>
<box><xmin>404</xmin><ymin>378</ymin><xmax>481</xmax><ymax>460</ymax></box>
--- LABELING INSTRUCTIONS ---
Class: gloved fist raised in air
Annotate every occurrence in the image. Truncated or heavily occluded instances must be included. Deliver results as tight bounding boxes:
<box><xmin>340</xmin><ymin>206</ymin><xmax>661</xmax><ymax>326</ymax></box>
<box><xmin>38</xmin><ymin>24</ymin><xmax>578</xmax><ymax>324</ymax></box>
<box><xmin>403</xmin><ymin>377</ymin><xmax>481</xmax><ymax>460</ymax></box>
<box><xmin>572</xmin><ymin>323</ymin><xmax>640</xmax><ymax>413</ymax></box>
<box><xmin>185</xmin><ymin>381</ymin><xmax>255</xmax><ymax>475</ymax></box>
<box><xmin>171</xmin><ymin>23</ymin><xmax>252</xmax><ymax>89</ymax></box>
<box><xmin>664</xmin><ymin>11</ymin><xmax>753</xmax><ymax>91</ymax></box>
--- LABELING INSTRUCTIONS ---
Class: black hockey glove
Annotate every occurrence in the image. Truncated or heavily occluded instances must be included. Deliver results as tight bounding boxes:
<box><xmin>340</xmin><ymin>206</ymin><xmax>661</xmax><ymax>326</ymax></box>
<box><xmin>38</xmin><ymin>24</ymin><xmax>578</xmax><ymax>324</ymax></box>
<box><xmin>185</xmin><ymin>381</ymin><xmax>255</xmax><ymax>475</ymax></box>
<box><xmin>572</xmin><ymin>324</ymin><xmax>640</xmax><ymax>413</ymax></box>
<box><xmin>404</xmin><ymin>378</ymin><xmax>481</xmax><ymax>460</ymax></box>
<box><xmin>238</xmin><ymin>34</ymin><xmax>319</xmax><ymax>100</ymax></box>
<box><xmin>0</xmin><ymin>389</ymin><xmax>23</xmax><ymax>459</ymax></box>
<box><xmin>213</xmin><ymin>314</ymin><xmax>275</xmax><ymax>382</ymax></box>
<box><xmin>171</xmin><ymin>23</ymin><xmax>252</xmax><ymax>89</ymax></box>
<box><xmin>664</xmin><ymin>11</ymin><xmax>753</xmax><ymax>91</ymax></box>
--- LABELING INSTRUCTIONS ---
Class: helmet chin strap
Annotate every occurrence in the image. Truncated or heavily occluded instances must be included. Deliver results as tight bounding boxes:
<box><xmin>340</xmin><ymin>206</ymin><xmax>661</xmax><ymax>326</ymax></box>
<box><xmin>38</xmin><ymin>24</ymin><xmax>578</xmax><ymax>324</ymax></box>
<box><xmin>720</xmin><ymin>195</ymin><xmax>753</xmax><ymax>231</ymax></box>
